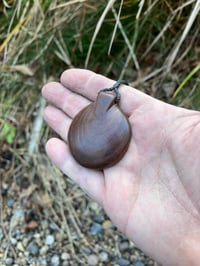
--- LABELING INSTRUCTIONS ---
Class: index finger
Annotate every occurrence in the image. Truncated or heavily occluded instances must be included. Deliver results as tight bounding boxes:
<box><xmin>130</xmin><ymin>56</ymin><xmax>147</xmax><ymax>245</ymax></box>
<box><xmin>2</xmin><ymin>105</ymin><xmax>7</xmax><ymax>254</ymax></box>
<box><xmin>60</xmin><ymin>68</ymin><xmax>153</xmax><ymax>116</ymax></box>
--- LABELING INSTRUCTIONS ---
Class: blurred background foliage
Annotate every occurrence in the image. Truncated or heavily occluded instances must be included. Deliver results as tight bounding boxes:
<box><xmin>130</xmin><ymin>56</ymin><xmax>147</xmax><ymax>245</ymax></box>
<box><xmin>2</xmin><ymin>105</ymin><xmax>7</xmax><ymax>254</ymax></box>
<box><xmin>1</xmin><ymin>1</ymin><xmax>199</xmax><ymax>96</ymax></box>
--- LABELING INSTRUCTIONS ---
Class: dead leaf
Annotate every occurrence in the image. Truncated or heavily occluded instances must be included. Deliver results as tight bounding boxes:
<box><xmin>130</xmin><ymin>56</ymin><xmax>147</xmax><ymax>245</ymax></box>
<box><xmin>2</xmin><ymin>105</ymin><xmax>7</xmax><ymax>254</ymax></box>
<box><xmin>24</xmin><ymin>220</ymin><xmax>39</xmax><ymax>230</ymax></box>
<box><xmin>9</xmin><ymin>64</ymin><xmax>34</xmax><ymax>76</ymax></box>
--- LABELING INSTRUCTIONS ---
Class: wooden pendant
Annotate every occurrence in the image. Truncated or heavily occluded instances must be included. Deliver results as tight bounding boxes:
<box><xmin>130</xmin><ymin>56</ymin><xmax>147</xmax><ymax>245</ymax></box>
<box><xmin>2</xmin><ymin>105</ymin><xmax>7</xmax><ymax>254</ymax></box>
<box><xmin>68</xmin><ymin>80</ymin><xmax>131</xmax><ymax>170</ymax></box>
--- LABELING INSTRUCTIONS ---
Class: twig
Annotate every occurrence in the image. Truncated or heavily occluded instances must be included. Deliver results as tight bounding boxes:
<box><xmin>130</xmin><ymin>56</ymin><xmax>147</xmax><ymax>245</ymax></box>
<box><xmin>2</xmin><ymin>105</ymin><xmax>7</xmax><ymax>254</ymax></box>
<box><xmin>28</xmin><ymin>96</ymin><xmax>46</xmax><ymax>158</ymax></box>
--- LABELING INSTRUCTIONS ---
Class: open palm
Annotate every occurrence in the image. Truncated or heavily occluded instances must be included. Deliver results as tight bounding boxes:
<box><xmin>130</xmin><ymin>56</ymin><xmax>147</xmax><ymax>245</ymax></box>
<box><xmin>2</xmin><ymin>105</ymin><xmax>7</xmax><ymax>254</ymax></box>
<box><xmin>42</xmin><ymin>69</ymin><xmax>200</xmax><ymax>266</ymax></box>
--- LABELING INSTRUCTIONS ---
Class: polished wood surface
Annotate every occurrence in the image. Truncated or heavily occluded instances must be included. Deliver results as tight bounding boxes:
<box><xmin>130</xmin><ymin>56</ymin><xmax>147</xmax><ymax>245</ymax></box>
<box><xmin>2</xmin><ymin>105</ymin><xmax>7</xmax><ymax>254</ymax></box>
<box><xmin>68</xmin><ymin>92</ymin><xmax>131</xmax><ymax>170</ymax></box>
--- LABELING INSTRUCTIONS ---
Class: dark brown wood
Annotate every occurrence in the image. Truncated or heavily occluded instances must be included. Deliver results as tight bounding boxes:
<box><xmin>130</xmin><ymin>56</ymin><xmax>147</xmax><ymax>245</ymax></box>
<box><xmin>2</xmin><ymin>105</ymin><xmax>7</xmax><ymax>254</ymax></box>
<box><xmin>68</xmin><ymin>92</ymin><xmax>131</xmax><ymax>170</ymax></box>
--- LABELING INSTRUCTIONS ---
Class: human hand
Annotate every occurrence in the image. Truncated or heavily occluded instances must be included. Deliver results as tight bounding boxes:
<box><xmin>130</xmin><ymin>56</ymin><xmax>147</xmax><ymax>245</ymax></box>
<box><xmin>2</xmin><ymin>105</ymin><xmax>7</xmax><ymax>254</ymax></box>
<box><xmin>42</xmin><ymin>69</ymin><xmax>200</xmax><ymax>266</ymax></box>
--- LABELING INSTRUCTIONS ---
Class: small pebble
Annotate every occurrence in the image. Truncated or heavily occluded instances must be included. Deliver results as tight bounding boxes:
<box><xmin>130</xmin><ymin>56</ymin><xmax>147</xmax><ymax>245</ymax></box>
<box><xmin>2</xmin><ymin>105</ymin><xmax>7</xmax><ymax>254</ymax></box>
<box><xmin>10</xmin><ymin>237</ymin><xmax>17</xmax><ymax>245</ymax></box>
<box><xmin>40</xmin><ymin>245</ymin><xmax>49</xmax><ymax>255</ymax></box>
<box><xmin>134</xmin><ymin>262</ymin><xmax>144</xmax><ymax>266</ymax></box>
<box><xmin>89</xmin><ymin>202</ymin><xmax>99</xmax><ymax>211</ymax></box>
<box><xmin>123</xmin><ymin>251</ymin><xmax>130</xmax><ymax>260</ymax></box>
<box><xmin>117</xmin><ymin>258</ymin><xmax>130</xmax><ymax>266</ymax></box>
<box><xmin>90</xmin><ymin>223</ymin><xmax>102</xmax><ymax>236</ymax></box>
<box><xmin>99</xmin><ymin>251</ymin><xmax>109</xmax><ymax>262</ymax></box>
<box><xmin>61</xmin><ymin>252</ymin><xmax>70</xmax><ymax>260</ymax></box>
<box><xmin>49</xmin><ymin>223</ymin><xmax>59</xmax><ymax>231</ymax></box>
<box><xmin>80</xmin><ymin>245</ymin><xmax>91</xmax><ymax>255</ymax></box>
<box><xmin>41</xmin><ymin>220</ymin><xmax>48</xmax><ymax>230</ymax></box>
<box><xmin>16</xmin><ymin>241</ymin><xmax>24</xmax><ymax>252</ymax></box>
<box><xmin>14</xmin><ymin>229</ymin><xmax>21</xmax><ymax>238</ymax></box>
<box><xmin>1</xmin><ymin>182</ymin><xmax>8</xmax><ymax>195</ymax></box>
<box><xmin>5</xmin><ymin>258</ymin><xmax>13</xmax><ymax>266</ymax></box>
<box><xmin>6</xmin><ymin>198</ymin><xmax>14</xmax><ymax>207</ymax></box>
<box><xmin>22</xmin><ymin>237</ymin><xmax>29</xmax><ymax>247</ymax></box>
<box><xmin>20</xmin><ymin>257</ymin><xmax>26</xmax><ymax>266</ymax></box>
<box><xmin>45</xmin><ymin>235</ymin><xmax>55</xmax><ymax>246</ymax></box>
<box><xmin>51</xmin><ymin>254</ymin><xmax>60</xmax><ymax>266</ymax></box>
<box><xmin>87</xmin><ymin>254</ymin><xmax>99</xmax><ymax>266</ymax></box>
<box><xmin>102</xmin><ymin>220</ymin><xmax>113</xmax><ymax>230</ymax></box>
<box><xmin>11</xmin><ymin>208</ymin><xmax>24</xmax><ymax>226</ymax></box>
<box><xmin>119</xmin><ymin>241</ymin><xmax>129</xmax><ymax>252</ymax></box>
<box><xmin>2</xmin><ymin>239</ymin><xmax>8</xmax><ymax>249</ymax></box>
<box><xmin>40</xmin><ymin>260</ymin><xmax>47</xmax><ymax>266</ymax></box>
<box><xmin>6</xmin><ymin>208</ymin><xmax>12</xmax><ymax>216</ymax></box>
<box><xmin>55</xmin><ymin>232</ymin><xmax>63</xmax><ymax>242</ymax></box>
<box><xmin>34</xmin><ymin>233</ymin><xmax>41</xmax><ymax>239</ymax></box>
<box><xmin>92</xmin><ymin>215</ymin><xmax>104</xmax><ymax>223</ymax></box>
<box><xmin>27</xmin><ymin>256</ymin><xmax>34</xmax><ymax>264</ymax></box>
<box><xmin>62</xmin><ymin>261</ymin><xmax>69</xmax><ymax>266</ymax></box>
<box><xmin>28</xmin><ymin>242</ymin><xmax>39</xmax><ymax>255</ymax></box>
<box><xmin>12</xmin><ymin>208</ymin><xmax>24</xmax><ymax>219</ymax></box>
<box><xmin>27</xmin><ymin>231</ymin><xmax>34</xmax><ymax>241</ymax></box>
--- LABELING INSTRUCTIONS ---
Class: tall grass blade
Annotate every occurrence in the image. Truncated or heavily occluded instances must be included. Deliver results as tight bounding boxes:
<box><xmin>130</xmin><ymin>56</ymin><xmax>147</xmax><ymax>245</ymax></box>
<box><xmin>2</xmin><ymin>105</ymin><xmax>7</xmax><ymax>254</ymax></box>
<box><xmin>0</xmin><ymin>13</ymin><xmax>32</xmax><ymax>53</ymax></box>
<box><xmin>112</xmin><ymin>7</ymin><xmax>139</xmax><ymax>70</ymax></box>
<box><xmin>173</xmin><ymin>62</ymin><xmax>200</xmax><ymax>98</ymax></box>
<box><xmin>108</xmin><ymin>0</ymin><xmax>124</xmax><ymax>55</ymax></box>
<box><xmin>85</xmin><ymin>0</ymin><xmax>116</xmax><ymax>68</ymax></box>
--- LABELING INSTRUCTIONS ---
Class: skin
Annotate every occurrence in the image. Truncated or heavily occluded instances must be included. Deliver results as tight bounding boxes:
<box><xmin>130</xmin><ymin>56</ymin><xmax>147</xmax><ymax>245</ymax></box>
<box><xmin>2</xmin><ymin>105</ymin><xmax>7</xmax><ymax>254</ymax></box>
<box><xmin>42</xmin><ymin>68</ymin><xmax>200</xmax><ymax>266</ymax></box>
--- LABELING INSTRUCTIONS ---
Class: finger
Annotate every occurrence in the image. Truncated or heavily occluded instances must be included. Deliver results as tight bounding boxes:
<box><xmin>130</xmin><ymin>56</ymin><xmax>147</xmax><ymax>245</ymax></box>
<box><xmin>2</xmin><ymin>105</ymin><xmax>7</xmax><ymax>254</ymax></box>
<box><xmin>42</xmin><ymin>81</ymin><xmax>91</xmax><ymax>118</ymax></box>
<box><xmin>60</xmin><ymin>68</ymin><xmax>153</xmax><ymax>116</ymax></box>
<box><xmin>44</xmin><ymin>105</ymin><xmax>71</xmax><ymax>141</ymax></box>
<box><xmin>45</xmin><ymin>137</ymin><xmax>105</xmax><ymax>205</ymax></box>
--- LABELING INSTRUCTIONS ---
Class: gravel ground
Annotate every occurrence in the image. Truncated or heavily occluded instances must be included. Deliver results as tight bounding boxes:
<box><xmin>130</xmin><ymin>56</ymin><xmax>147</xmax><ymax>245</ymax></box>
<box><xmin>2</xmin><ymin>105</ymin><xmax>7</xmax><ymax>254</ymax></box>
<box><xmin>0</xmin><ymin>152</ymin><xmax>159</xmax><ymax>266</ymax></box>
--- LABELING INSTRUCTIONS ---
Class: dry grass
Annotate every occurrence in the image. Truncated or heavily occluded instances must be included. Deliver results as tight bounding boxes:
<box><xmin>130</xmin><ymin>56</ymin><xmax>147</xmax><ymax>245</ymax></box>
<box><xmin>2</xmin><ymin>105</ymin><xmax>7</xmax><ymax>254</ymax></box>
<box><xmin>0</xmin><ymin>0</ymin><xmax>200</xmax><ymax>264</ymax></box>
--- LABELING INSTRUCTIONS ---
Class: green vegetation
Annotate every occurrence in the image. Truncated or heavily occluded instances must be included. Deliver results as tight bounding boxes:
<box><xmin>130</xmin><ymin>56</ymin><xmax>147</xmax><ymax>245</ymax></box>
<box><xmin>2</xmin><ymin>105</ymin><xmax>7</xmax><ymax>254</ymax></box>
<box><xmin>0</xmin><ymin>122</ymin><xmax>16</xmax><ymax>144</ymax></box>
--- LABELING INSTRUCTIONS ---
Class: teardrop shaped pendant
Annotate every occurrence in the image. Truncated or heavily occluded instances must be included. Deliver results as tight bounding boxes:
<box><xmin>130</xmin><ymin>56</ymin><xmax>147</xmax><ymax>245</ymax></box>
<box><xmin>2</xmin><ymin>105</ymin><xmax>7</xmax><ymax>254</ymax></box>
<box><xmin>68</xmin><ymin>80</ymin><xmax>131</xmax><ymax>170</ymax></box>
